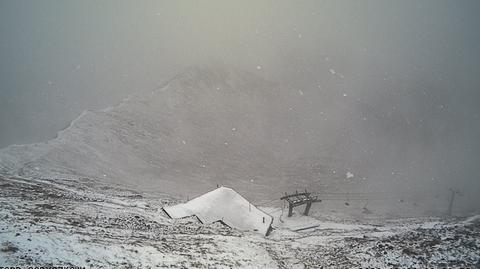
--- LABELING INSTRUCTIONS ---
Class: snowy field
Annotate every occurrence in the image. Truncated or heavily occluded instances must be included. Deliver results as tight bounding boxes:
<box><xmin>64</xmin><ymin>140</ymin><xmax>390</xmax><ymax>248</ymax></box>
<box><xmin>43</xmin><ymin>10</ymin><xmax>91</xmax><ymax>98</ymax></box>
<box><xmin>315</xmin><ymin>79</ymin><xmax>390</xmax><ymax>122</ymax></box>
<box><xmin>0</xmin><ymin>175</ymin><xmax>478</xmax><ymax>268</ymax></box>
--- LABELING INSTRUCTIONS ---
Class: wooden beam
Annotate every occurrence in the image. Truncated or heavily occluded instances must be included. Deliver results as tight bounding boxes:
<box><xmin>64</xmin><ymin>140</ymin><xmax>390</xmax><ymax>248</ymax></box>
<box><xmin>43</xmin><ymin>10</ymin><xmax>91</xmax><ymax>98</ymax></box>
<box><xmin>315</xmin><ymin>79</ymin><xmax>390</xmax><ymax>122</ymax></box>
<box><xmin>280</xmin><ymin>191</ymin><xmax>310</xmax><ymax>200</ymax></box>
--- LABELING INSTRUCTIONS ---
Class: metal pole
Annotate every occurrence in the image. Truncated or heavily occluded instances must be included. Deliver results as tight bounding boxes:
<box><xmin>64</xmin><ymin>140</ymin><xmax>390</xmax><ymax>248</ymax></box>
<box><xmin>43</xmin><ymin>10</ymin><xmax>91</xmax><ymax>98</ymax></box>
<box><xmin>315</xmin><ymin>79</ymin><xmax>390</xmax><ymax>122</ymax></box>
<box><xmin>447</xmin><ymin>188</ymin><xmax>456</xmax><ymax>216</ymax></box>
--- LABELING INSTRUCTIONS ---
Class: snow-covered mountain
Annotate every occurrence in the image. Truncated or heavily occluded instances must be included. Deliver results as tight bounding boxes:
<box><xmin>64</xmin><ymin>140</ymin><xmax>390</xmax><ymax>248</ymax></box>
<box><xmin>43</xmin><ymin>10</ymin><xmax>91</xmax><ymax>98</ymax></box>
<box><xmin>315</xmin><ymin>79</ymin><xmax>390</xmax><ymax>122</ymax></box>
<box><xmin>1</xmin><ymin>66</ymin><xmax>479</xmax><ymax>268</ymax></box>
<box><xmin>0</xmin><ymin>66</ymin><xmax>359</xmax><ymax>199</ymax></box>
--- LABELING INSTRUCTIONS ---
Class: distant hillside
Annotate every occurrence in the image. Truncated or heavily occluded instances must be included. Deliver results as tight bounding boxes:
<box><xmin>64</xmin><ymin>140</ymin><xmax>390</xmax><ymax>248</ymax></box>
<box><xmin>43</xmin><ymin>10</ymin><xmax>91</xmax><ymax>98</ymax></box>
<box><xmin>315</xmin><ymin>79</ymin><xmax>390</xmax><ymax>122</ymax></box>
<box><xmin>0</xmin><ymin>66</ymin><xmax>363</xmax><ymax>199</ymax></box>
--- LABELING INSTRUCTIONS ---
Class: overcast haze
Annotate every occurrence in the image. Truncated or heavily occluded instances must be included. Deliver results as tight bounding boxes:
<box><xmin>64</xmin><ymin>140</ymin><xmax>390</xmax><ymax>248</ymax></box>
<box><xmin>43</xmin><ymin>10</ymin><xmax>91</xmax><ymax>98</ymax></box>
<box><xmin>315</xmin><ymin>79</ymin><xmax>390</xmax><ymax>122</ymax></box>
<box><xmin>1</xmin><ymin>1</ymin><xmax>479</xmax><ymax>208</ymax></box>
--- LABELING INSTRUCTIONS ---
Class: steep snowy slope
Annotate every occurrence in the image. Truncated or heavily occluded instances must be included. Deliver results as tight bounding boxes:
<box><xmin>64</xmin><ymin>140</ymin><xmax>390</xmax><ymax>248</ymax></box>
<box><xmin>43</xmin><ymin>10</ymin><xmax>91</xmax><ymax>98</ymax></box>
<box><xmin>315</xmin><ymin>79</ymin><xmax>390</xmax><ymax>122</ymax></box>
<box><xmin>0</xmin><ymin>66</ymin><xmax>361</xmax><ymax>199</ymax></box>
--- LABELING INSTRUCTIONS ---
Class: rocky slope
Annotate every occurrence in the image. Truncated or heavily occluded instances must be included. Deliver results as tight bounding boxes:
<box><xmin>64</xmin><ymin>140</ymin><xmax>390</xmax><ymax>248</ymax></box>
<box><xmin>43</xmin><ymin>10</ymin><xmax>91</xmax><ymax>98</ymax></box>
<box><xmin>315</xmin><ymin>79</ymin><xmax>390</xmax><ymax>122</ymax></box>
<box><xmin>0</xmin><ymin>174</ymin><xmax>478</xmax><ymax>268</ymax></box>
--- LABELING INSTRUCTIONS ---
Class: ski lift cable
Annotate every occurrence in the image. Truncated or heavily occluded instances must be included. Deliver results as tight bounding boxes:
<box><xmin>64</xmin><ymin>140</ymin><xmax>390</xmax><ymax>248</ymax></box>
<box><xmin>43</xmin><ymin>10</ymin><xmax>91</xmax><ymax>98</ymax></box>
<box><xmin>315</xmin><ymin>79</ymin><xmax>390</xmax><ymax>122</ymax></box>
<box><xmin>312</xmin><ymin>190</ymin><xmax>440</xmax><ymax>195</ymax></box>
<box><xmin>256</xmin><ymin>197</ymin><xmax>282</xmax><ymax>206</ymax></box>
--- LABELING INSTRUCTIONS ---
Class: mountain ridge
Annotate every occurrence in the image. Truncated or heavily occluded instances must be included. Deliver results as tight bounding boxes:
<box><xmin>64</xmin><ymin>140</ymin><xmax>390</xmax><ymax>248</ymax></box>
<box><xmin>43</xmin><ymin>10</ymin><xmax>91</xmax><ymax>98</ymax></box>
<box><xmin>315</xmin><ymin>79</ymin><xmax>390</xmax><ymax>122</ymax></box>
<box><xmin>0</xmin><ymin>65</ymin><xmax>355</xmax><ymax>199</ymax></box>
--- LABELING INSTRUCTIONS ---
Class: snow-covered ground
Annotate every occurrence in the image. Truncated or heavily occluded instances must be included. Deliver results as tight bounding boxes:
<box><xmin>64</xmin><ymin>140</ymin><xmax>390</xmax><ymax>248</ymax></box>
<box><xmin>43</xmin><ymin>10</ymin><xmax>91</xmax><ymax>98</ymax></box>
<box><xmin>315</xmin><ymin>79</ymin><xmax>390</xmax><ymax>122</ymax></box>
<box><xmin>1</xmin><ymin>175</ymin><xmax>478</xmax><ymax>268</ymax></box>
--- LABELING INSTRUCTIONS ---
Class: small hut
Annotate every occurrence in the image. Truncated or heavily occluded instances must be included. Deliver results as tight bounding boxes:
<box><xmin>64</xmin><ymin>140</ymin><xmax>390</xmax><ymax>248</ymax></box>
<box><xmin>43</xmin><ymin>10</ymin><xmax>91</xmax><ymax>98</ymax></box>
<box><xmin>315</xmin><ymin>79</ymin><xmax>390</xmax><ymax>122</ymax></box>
<box><xmin>163</xmin><ymin>187</ymin><xmax>273</xmax><ymax>236</ymax></box>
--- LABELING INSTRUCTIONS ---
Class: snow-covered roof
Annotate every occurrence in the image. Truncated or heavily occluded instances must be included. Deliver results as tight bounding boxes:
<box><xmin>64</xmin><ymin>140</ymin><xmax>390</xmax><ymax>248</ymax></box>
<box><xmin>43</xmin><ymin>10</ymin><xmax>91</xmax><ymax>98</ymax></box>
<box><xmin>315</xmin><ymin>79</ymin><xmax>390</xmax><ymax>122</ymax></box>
<box><xmin>163</xmin><ymin>187</ymin><xmax>273</xmax><ymax>236</ymax></box>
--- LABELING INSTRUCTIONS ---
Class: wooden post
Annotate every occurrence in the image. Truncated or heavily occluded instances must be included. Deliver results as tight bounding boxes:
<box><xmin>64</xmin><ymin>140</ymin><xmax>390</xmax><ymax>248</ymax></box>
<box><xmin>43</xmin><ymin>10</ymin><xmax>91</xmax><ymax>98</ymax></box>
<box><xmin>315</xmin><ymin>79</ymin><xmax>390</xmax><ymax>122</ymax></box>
<box><xmin>288</xmin><ymin>203</ymin><xmax>294</xmax><ymax>217</ymax></box>
<box><xmin>304</xmin><ymin>201</ymin><xmax>312</xmax><ymax>216</ymax></box>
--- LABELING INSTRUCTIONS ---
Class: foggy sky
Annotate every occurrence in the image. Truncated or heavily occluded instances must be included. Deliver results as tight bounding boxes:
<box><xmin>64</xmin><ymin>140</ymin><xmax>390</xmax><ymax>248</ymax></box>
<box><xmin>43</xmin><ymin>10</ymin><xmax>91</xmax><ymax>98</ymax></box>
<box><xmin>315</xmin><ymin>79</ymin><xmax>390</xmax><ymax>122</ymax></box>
<box><xmin>1</xmin><ymin>1</ymin><xmax>479</xmax><ymax>205</ymax></box>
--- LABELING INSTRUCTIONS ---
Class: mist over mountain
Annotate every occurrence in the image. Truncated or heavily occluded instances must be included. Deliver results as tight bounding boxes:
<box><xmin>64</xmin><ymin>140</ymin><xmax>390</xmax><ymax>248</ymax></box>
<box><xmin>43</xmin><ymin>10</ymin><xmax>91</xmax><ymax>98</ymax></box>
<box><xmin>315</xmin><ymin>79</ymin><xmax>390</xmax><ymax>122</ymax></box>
<box><xmin>0</xmin><ymin>65</ymin><xmax>478</xmax><ymax>215</ymax></box>
<box><xmin>1</xmin><ymin>2</ymin><xmax>480</xmax><ymax>267</ymax></box>
<box><xmin>0</xmin><ymin>66</ymin><xmax>349</xmax><ymax>199</ymax></box>
<box><xmin>1</xmin><ymin>1</ymin><xmax>479</xmax><ymax>215</ymax></box>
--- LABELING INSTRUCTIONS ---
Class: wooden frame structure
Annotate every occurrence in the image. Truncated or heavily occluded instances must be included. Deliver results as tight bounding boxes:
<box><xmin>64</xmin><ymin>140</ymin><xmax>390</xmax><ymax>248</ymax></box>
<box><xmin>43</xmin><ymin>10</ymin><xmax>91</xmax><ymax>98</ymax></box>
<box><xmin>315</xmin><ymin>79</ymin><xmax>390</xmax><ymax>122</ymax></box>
<box><xmin>280</xmin><ymin>190</ymin><xmax>321</xmax><ymax>217</ymax></box>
